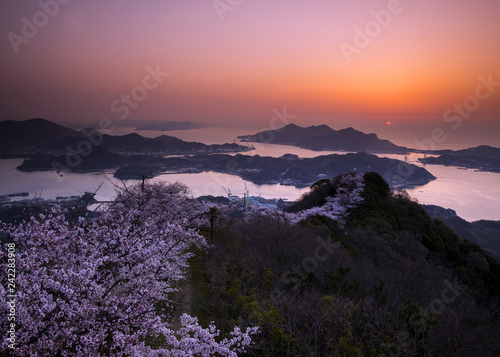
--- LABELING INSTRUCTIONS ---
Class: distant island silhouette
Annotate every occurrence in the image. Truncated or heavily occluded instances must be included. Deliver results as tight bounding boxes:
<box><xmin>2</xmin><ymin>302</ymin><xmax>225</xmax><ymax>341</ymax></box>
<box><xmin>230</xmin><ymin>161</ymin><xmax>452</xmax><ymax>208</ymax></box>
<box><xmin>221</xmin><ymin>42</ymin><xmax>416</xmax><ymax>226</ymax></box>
<box><xmin>238</xmin><ymin>123</ymin><xmax>408</xmax><ymax>153</ymax></box>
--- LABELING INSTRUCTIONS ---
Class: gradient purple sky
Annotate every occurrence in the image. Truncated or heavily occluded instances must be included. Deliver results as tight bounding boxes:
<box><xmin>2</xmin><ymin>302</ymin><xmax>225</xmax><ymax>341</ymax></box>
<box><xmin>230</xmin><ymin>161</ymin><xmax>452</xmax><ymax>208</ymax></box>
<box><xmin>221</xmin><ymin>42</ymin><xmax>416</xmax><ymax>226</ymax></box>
<box><xmin>1</xmin><ymin>0</ymin><xmax>499</xmax><ymax>148</ymax></box>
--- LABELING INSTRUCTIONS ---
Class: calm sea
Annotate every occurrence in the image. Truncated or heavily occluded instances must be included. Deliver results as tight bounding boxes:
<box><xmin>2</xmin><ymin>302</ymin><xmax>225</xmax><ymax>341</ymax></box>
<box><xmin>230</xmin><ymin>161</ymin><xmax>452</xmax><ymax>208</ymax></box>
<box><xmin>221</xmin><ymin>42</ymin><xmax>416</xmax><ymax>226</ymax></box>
<box><xmin>0</xmin><ymin>126</ymin><xmax>499</xmax><ymax>222</ymax></box>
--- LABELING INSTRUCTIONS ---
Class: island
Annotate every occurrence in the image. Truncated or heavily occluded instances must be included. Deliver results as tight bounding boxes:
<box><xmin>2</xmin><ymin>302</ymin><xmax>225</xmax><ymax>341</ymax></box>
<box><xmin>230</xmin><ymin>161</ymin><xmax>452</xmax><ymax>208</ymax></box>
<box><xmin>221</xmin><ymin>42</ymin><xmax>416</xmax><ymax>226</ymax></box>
<box><xmin>18</xmin><ymin>151</ymin><xmax>435</xmax><ymax>188</ymax></box>
<box><xmin>135</xmin><ymin>121</ymin><xmax>206</xmax><ymax>131</ymax></box>
<box><xmin>0</xmin><ymin>118</ymin><xmax>253</xmax><ymax>158</ymax></box>
<box><xmin>3</xmin><ymin>119</ymin><xmax>436</xmax><ymax>189</ymax></box>
<box><xmin>418</xmin><ymin>145</ymin><xmax>500</xmax><ymax>173</ymax></box>
<box><xmin>238</xmin><ymin>123</ymin><xmax>409</xmax><ymax>154</ymax></box>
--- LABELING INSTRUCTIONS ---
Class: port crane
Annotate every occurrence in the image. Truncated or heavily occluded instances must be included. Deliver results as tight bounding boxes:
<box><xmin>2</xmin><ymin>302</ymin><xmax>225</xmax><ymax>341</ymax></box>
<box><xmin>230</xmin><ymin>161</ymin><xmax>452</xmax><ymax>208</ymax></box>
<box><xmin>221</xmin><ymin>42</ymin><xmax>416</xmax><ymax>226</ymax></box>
<box><xmin>222</xmin><ymin>186</ymin><xmax>232</xmax><ymax>198</ymax></box>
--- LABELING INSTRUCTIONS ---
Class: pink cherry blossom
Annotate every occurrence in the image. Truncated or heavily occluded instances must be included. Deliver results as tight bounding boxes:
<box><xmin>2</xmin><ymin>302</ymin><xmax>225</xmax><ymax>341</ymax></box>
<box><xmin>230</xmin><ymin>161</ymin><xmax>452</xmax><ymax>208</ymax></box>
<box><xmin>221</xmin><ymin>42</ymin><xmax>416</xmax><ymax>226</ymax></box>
<box><xmin>1</xmin><ymin>182</ymin><xmax>258</xmax><ymax>356</ymax></box>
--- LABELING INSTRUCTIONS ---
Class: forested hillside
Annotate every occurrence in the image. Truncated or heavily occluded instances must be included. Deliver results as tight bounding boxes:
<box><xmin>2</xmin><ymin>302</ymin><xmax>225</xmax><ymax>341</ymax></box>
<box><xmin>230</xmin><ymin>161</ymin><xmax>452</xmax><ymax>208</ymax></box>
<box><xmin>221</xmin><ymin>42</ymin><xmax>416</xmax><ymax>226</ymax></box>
<box><xmin>1</xmin><ymin>173</ymin><xmax>499</xmax><ymax>356</ymax></box>
<box><xmin>422</xmin><ymin>204</ymin><xmax>500</xmax><ymax>262</ymax></box>
<box><xmin>192</xmin><ymin>172</ymin><xmax>500</xmax><ymax>356</ymax></box>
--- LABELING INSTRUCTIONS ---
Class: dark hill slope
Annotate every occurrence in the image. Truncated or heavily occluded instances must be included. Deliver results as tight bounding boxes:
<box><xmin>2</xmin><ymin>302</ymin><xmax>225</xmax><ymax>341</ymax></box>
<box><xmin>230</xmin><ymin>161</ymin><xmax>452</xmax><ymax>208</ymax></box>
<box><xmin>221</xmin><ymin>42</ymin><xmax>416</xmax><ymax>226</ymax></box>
<box><xmin>195</xmin><ymin>172</ymin><xmax>500</xmax><ymax>356</ymax></box>
<box><xmin>101</xmin><ymin>133</ymin><xmax>246</xmax><ymax>155</ymax></box>
<box><xmin>441</xmin><ymin>145</ymin><xmax>500</xmax><ymax>158</ymax></box>
<box><xmin>0</xmin><ymin>118</ymin><xmax>81</xmax><ymax>152</ymax></box>
<box><xmin>419</xmin><ymin>145</ymin><xmax>500</xmax><ymax>173</ymax></box>
<box><xmin>423</xmin><ymin>204</ymin><xmax>500</xmax><ymax>261</ymax></box>
<box><xmin>349</xmin><ymin>172</ymin><xmax>500</xmax><ymax>297</ymax></box>
<box><xmin>0</xmin><ymin>119</ymin><xmax>253</xmax><ymax>159</ymax></box>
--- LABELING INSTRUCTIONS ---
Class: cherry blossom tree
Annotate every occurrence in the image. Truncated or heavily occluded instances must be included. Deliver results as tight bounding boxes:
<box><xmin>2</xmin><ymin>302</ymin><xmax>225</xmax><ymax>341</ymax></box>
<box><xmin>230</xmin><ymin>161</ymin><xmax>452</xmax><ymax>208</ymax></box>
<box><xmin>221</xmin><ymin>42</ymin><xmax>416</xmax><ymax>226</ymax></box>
<box><xmin>0</xmin><ymin>182</ymin><xmax>258</xmax><ymax>356</ymax></box>
<box><xmin>283</xmin><ymin>173</ymin><xmax>364</xmax><ymax>224</ymax></box>
<box><xmin>208</xmin><ymin>173</ymin><xmax>365</xmax><ymax>226</ymax></box>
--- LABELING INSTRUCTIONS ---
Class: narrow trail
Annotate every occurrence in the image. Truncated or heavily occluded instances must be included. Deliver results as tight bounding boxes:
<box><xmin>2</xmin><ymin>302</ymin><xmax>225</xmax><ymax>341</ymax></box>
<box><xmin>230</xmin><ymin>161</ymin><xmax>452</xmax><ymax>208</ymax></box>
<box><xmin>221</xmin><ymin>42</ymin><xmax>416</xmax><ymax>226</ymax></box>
<box><xmin>170</xmin><ymin>274</ymin><xmax>194</xmax><ymax>330</ymax></box>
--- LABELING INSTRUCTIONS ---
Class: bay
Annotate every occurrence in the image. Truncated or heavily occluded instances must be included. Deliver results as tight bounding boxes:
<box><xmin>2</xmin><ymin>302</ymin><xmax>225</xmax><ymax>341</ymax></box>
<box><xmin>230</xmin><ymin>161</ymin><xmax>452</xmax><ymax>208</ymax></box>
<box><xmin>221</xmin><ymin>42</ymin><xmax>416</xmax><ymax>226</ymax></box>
<box><xmin>0</xmin><ymin>127</ymin><xmax>499</xmax><ymax>222</ymax></box>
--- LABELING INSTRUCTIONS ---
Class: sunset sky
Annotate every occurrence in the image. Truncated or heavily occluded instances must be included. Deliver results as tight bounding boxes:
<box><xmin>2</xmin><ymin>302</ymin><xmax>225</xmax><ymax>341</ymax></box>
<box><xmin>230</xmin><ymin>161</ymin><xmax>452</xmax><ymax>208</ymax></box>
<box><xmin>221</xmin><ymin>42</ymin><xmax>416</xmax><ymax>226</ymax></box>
<box><xmin>1</xmin><ymin>0</ymin><xmax>499</xmax><ymax>148</ymax></box>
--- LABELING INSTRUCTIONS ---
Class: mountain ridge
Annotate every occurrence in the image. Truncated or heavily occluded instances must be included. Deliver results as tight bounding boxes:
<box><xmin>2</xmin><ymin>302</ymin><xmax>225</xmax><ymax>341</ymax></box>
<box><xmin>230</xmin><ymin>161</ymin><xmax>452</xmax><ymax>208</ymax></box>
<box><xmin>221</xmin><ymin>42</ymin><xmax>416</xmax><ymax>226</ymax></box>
<box><xmin>0</xmin><ymin>118</ymin><xmax>252</xmax><ymax>157</ymax></box>
<box><xmin>238</xmin><ymin>123</ymin><xmax>408</xmax><ymax>153</ymax></box>
<box><xmin>423</xmin><ymin>204</ymin><xmax>500</xmax><ymax>261</ymax></box>
<box><xmin>0</xmin><ymin>118</ymin><xmax>82</xmax><ymax>152</ymax></box>
<box><xmin>419</xmin><ymin>145</ymin><xmax>500</xmax><ymax>173</ymax></box>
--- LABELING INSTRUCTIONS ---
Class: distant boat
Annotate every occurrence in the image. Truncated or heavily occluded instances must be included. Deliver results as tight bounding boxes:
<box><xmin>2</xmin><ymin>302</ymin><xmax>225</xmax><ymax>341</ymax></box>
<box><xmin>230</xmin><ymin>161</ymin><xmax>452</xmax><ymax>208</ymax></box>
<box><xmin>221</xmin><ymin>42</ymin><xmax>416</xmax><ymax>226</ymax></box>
<box><xmin>457</xmin><ymin>167</ymin><xmax>468</xmax><ymax>170</ymax></box>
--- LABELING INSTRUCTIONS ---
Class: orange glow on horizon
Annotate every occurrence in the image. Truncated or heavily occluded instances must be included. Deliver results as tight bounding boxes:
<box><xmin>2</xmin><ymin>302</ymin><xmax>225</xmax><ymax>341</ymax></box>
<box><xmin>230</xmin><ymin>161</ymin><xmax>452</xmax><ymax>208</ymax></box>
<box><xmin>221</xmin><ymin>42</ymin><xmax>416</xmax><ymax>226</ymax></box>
<box><xmin>0</xmin><ymin>0</ymin><xmax>498</xmax><ymax>130</ymax></box>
